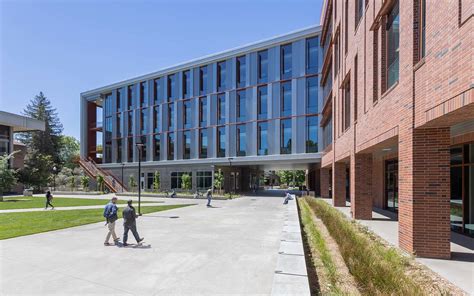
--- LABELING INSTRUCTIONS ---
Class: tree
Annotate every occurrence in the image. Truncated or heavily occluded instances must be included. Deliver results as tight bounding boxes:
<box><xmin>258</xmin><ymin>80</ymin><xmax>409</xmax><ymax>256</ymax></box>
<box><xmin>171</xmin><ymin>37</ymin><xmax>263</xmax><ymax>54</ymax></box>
<box><xmin>153</xmin><ymin>171</ymin><xmax>160</xmax><ymax>193</ymax></box>
<box><xmin>59</xmin><ymin>136</ymin><xmax>80</xmax><ymax>169</ymax></box>
<box><xmin>17</xmin><ymin>151</ymin><xmax>54</xmax><ymax>191</ymax></box>
<box><xmin>181</xmin><ymin>173</ymin><xmax>191</xmax><ymax>191</ymax></box>
<box><xmin>293</xmin><ymin>170</ymin><xmax>306</xmax><ymax>187</ymax></box>
<box><xmin>96</xmin><ymin>175</ymin><xmax>105</xmax><ymax>193</ymax></box>
<box><xmin>277</xmin><ymin>170</ymin><xmax>293</xmax><ymax>187</ymax></box>
<box><xmin>214</xmin><ymin>169</ymin><xmax>224</xmax><ymax>194</ymax></box>
<box><xmin>18</xmin><ymin>92</ymin><xmax>64</xmax><ymax>167</ymax></box>
<box><xmin>0</xmin><ymin>153</ymin><xmax>18</xmax><ymax>201</ymax></box>
<box><xmin>81</xmin><ymin>176</ymin><xmax>90</xmax><ymax>192</ymax></box>
<box><xmin>128</xmin><ymin>175</ymin><xmax>137</xmax><ymax>192</ymax></box>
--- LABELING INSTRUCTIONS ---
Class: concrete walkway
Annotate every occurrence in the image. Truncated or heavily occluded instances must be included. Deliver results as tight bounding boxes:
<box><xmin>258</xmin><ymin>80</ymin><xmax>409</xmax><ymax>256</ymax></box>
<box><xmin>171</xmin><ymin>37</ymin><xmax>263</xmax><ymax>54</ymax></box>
<box><xmin>320</xmin><ymin>198</ymin><xmax>474</xmax><ymax>295</ymax></box>
<box><xmin>0</xmin><ymin>196</ymin><xmax>310</xmax><ymax>295</ymax></box>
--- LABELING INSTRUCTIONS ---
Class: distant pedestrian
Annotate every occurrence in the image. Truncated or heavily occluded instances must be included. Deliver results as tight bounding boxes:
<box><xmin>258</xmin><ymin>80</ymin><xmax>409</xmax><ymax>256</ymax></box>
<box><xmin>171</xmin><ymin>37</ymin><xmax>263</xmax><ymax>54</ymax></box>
<box><xmin>283</xmin><ymin>191</ymin><xmax>292</xmax><ymax>205</ymax></box>
<box><xmin>103</xmin><ymin>197</ymin><xmax>120</xmax><ymax>246</ymax></box>
<box><xmin>45</xmin><ymin>191</ymin><xmax>54</xmax><ymax>210</ymax></box>
<box><xmin>122</xmin><ymin>200</ymin><xmax>144</xmax><ymax>246</ymax></box>
<box><xmin>206</xmin><ymin>188</ymin><xmax>213</xmax><ymax>207</ymax></box>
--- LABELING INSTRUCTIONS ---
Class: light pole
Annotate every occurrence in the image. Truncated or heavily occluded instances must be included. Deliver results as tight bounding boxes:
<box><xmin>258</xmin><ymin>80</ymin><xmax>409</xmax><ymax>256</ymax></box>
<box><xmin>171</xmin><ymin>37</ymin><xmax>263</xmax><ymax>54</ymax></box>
<box><xmin>121</xmin><ymin>163</ymin><xmax>125</xmax><ymax>193</ymax></box>
<box><xmin>52</xmin><ymin>166</ymin><xmax>57</xmax><ymax>192</ymax></box>
<box><xmin>135</xmin><ymin>142</ymin><xmax>144</xmax><ymax>215</ymax></box>
<box><xmin>228</xmin><ymin>157</ymin><xmax>234</xmax><ymax>199</ymax></box>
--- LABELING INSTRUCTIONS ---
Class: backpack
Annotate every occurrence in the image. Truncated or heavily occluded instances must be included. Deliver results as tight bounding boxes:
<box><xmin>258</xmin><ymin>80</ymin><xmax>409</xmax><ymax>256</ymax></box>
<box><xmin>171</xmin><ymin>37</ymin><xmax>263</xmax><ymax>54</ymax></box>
<box><xmin>103</xmin><ymin>204</ymin><xmax>111</xmax><ymax>218</ymax></box>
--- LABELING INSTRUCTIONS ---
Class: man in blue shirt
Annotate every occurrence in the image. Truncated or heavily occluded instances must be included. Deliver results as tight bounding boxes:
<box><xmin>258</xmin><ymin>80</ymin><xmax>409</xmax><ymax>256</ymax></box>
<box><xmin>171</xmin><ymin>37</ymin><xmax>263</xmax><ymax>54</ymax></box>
<box><xmin>103</xmin><ymin>197</ymin><xmax>120</xmax><ymax>246</ymax></box>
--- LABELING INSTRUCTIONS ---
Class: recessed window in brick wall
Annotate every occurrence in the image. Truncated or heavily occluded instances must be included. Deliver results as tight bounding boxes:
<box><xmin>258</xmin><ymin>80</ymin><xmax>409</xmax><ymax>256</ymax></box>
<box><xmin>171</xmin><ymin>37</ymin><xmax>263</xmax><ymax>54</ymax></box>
<box><xmin>386</xmin><ymin>1</ymin><xmax>400</xmax><ymax>89</ymax></box>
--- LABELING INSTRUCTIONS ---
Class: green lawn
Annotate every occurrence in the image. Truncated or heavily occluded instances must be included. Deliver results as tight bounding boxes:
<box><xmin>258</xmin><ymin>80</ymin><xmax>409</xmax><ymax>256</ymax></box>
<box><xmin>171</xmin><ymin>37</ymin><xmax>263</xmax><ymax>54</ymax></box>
<box><xmin>0</xmin><ymin>197</ymin><xmax>153</xmax><ymax>210</ymax></box>
<box><xmin>0</xmin><ymin>204</ymin><xmax>192</xmax><ymax>240</ymax></box>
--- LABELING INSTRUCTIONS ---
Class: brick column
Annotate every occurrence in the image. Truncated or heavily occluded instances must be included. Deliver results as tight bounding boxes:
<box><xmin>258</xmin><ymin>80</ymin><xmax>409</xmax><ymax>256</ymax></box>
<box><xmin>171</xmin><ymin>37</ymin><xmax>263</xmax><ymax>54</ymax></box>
<box><xmin>399</xmin><ymin>127</ymin><xmax>451</xmax><ymax>259</ymax></box>
<box><xmin>320</xmin><ymin>168</ymin><xmax>330</xmax><ymax>198</ymax></box>
<box><xmin>333</xmin><ymin>162</ymin><xmax>346</xmax><ymax>206</ymax></box>
<box><xmin>351</xmin><ymin>154</ymin><xmax>373</xmax><ymax>220</ymax></box>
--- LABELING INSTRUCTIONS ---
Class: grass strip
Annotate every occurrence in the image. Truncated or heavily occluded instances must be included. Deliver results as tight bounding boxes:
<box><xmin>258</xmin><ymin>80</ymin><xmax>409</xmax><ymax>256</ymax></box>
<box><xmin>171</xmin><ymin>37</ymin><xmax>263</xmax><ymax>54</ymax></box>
<box><xmin>299</xmin><ymin>198</ymin><xmax>343</xmax><ymax>295</ymax></box>
<box><xmin>0</xmin><ymin>204</ymin><xmax>192</xmax><ymax>240</ymax></box>
<box><xmin>304</xmin><ymin>197</ymin><xmax>422</xmax><ymax>296</ymax></box>
<box><xmin>0</xmin><ymin>197</ymin><xmax>153</xmax><ymax>210</ymax></box>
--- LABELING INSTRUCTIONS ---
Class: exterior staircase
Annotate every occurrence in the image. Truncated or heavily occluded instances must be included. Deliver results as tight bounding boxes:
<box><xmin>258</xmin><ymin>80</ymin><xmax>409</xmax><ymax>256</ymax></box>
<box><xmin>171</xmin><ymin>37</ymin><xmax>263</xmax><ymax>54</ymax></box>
<box><xmin>79</xmin><ymin>157</ymin><xmax>126</xmax><ymax>193</ymax></box>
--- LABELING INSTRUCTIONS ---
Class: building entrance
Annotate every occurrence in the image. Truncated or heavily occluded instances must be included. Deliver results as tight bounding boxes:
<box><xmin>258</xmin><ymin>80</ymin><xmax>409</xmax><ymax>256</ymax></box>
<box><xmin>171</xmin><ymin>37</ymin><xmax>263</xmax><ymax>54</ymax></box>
<box><xmin>385</xmin><ymin>159</ymin><xmax>398</xmax><ymax>212</ymax></box>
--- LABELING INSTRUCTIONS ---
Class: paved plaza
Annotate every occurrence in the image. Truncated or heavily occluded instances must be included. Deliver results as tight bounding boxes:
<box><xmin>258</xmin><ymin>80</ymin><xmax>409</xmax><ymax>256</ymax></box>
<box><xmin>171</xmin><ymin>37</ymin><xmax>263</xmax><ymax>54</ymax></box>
<box><xmin>0</xmin><ymin>196</ymin><xmax>308</xmax><ymax>295</ymax></box>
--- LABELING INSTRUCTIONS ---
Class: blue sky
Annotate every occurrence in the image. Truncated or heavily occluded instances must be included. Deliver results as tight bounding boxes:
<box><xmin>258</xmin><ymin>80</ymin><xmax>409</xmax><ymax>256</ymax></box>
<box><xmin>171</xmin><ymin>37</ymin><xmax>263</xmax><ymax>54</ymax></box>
<box><xmin>1</xmin><ymin>0</ymin><xmax>322</xmax><ymax>139</ymax></box>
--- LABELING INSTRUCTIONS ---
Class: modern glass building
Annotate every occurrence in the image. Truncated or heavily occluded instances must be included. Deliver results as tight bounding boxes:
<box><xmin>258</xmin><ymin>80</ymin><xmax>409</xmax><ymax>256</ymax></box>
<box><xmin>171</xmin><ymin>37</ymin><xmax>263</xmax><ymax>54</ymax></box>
<box><xmin>80</xmin><ymin>26</ymin><xmax>322</xmax><ymax>192</ymax></box>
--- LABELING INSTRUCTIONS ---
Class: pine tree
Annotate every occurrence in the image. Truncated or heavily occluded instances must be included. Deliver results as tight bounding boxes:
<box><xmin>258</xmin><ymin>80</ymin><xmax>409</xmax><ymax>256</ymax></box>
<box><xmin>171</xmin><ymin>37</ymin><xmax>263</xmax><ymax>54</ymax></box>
<box><xmin>18</xmin><ymin>92</ymin><xmax>63</xmax><ymax>166</ymax></box>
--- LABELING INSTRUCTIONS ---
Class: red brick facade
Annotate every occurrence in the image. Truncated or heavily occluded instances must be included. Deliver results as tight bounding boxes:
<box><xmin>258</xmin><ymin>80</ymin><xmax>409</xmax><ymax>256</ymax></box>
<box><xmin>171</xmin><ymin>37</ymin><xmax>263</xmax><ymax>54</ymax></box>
<box><xmin>319</xmin><ymin>0</ymin><xmax>473</xmax><ymax>258</ymax></box>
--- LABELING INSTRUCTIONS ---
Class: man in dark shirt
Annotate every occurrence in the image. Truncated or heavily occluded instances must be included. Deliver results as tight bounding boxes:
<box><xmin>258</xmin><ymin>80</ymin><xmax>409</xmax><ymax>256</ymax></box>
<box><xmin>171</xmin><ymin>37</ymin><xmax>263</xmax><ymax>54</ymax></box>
<box><xmin>122</xmin><ymin>200</ymin><xmax>144</xmax><ymax>246</ymax></box>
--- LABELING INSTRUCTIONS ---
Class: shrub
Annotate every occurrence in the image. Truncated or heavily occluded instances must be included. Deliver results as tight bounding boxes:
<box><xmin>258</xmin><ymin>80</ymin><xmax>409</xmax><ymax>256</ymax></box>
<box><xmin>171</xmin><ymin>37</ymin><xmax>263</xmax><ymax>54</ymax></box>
<box><xmin>181</xmin><ymin>173</ymin><xmax>191</xmax><ymax>191</ymax></box>
<box><xmin>153</xmin><ymin>171</ymin><xmax>160</xmax><ymax>193</ymax></box>
<box><xmin>305</xmin><ymin>197</ymin><xmax>421</xmax><ymax>295</ymax></box>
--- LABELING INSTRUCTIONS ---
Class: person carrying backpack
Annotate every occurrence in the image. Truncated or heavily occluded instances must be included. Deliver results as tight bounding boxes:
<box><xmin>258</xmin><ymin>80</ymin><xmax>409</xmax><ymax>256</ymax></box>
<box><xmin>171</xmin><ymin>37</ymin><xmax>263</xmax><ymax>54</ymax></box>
<box><xmin>103</xmin><ymin>197</ymin><xmax>120</xmax><ymax>246</ymax></box>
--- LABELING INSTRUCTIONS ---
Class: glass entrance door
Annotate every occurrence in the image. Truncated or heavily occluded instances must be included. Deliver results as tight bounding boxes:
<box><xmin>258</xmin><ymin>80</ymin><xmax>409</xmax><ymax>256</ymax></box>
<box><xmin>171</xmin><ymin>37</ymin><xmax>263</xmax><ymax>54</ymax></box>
<box><xmin>385</xmin><ymin>159</ymin><xmax>398</xmax><ymax>211</ymax></box>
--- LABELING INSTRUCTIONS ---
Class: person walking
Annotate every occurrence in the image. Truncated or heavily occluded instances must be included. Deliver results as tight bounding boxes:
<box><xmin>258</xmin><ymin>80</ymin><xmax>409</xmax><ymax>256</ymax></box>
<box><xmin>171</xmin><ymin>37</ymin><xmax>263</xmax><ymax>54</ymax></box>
<box><xmin>45</xmin><ymin>191</ymin><xmax>54</xmax><ymax>210</ymax></box>
<box><xmin>103</xmin><ymin>197</ymin><xmax>120</xmax><ymax>246</ymax></box>
<box><xmin>122</xmin><ymin>200</ymin><xmax>144</xmax><ymax>246</ymax></box>
<box><xmin>206</xmin><ymin>187</ymin><xmax>213</xmax><ymax>207</ymax></box>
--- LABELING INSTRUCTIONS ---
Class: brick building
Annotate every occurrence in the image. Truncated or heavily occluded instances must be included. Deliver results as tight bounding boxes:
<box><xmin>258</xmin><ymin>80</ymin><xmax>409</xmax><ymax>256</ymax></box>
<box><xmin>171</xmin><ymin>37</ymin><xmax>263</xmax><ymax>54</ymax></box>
<box><xmin>319</xmin><ymin>0</ymin><xmax>473</xmax><ymax>258</ymax></box>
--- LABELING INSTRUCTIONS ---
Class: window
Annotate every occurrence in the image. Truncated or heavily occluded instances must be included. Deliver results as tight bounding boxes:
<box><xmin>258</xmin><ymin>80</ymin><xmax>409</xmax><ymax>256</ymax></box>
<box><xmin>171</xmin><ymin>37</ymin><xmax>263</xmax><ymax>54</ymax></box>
<box><xmin>373</xmin><ymin>28</ymin><xmax>379</xmax><ymax>103</ymax></box>
<box><xmin>355</xmin><ymin>0</ymin><xmax>364</xmax><ymax>27</ymax></box>
<box><xmin>199</xmin><ymin>66</ymin><xmax>208</xmax><ymax>95</ymax></box>
<box><xmin>153</xmin><ymin>134</ymin><xmax>160</xmax><ymax>161</ymax></box>
<box><xmin>199</xmin><ymin>97</ymin><xmax>207</xmax><ymax>127</ymax></box>
<box><xmin>116</xmin><ymin>139</ymin><xmax>122</xmax><ymax>163</ymax></box>
<box><xmin>183</xmin><ymin>70</ymin><xmax>190</xmax><ymax>98</ymax></box>
<box><xmin>140</xmin><ymin>82</ymin><xmax>147</xmax><ymax>107</ymax></box>
<box><xmin>153</xmin><ymin>106</ymin><xmax>160</xmax><ymax>133</ymax></box>
<box><xmin>197</xmin><ymin>171</ymin><xmax>212</xmax><ymax>189</ymax></box>
<box><xmin>0</xmin><ymin>125</ymin><xmax>9</xmax><ymax>156</ymax></box>
<box><xmin>183</xmin><ymin>131</ymin><xmax>191</xmax><ymax>159</ymax></box>
<box><xmin>199</xmin><ymin>128</ymin><xmax>208</xmax><ymax>158</ymax></box>
<box><xmin>217</xmin><ymin>61</ymin><xmax>226</xmax><ymax>91</ymax></box>
<box><xmin>127</xmin><ymin>111</ymin><xmax>133</xmax><ymax>135</ymax></box>
<box><xmin>104</xmin><ymin>93</ymin><xmax>112</xmax><ymax>117</ymax></box>
<box><xmin>139</xmin><ymin>136</ymin><xmax>147</xmax><ymax>161</ymax></box>
<box><xmin>334</xmin><ymin>31</ymin><xmax>340</xmax><ymax>75</ymax></box>
<box><xmin>306</xmin><ymin>116</ymin><xmax>318</xmax><ymax>153</ymax></box>
<box><xmin>237</xmin><ymin>90</ymin><xmax>246</xmax><ymax>122</ymax></box>
<box><xmin>354</xmin><ymin>55</ymin><xmax>358</xmax><ymax>121</ymax></box>
<box><xmin>306</xmin><ymin>37</ymin><xmax>319</xmax><ymax>74</ymax></box>
<box><xmin>281</xmin><ymin>81</ymin><xmax>292</xmax><ymax>117</ymax></box>
<box><xmin>322</xmin><ymin>115</ymin><xmax>333</xmax><ymax>149</ymax></box>
<box><xmin>154</xmin><ymin>78</ymin><xmax>162</xmax><ymax>104</ymax></box>
<box><xmin>217</xmin><ymin>93</ymin><xmax>226</xmax><ymax>125</ymax></box>
<box><xmin>140</xmin><ymin>108</ymin><xmax>148</xmax><ymax>135</ymax></box>
<box><xmin>280</xmin><ymin>119</ymin><xmax>292</xmax><ymax>154</ymax></box>
<box><xmin>183</xmin><ymin>100</ymin><xmax>192</xmax><ymax>129</ymax></box>
<box><xmin>257</xmin><ymin>86</ymin><xmax>268</xmax><ymax>120</ymax></box>
<box><xmin>104</xmin><ymin>110</ymin><xmax>112</xmax><ymax>164</ymax></box>
<box><xmin>116</xmin><ymin>88</ymin><xmax>123</xmax><ymax>112</ymax></box>
<box><xmin>116</xmin><ymin>113</ymin><xmax>122</xmax><ymax>138</ymax></box>
<box><xmin>257</xmin><ymin>122</ymin><xmax>268</xmax><ymax>156</ymax></box>
<box><xmin>127</xmin><ymin>85</ymin><xmax>134</xmax><ymax>110</ymax></box>
<box><xmin>343</xmin><ymin>80</ymin><xmax>351</xmax><ymax>130</ymax></box>
<box><xmin>386</xmin><ymin>1</ymin><xmax>400</xmax><ymax>89</ymax></box>
<box><xmin>167</xmin><ymin>74</ymin><xmax>176</xmax><ymax>100</ymax></box>
<box><xmin>345</xmin><ymin>0</ymin><xmax>349</xmax><ymax>54</ymax></box>
<box><xmin>217</xmin><ymin>126</ymin><xmax>226</xmax><ymax>157</ymax></box>
<box><xmin>167</xmin><ymin>132</ymin><xmax>175</xmax><ymax>160</ymax></box>
<box><xmin>236</xmin><ymin>55</ymin><xmax>246</xmax><ymax>88</ymax></box>
<box><xmin>258</xmin><ymin>50</ymin><xmax>268</xmax><ymax>83</ymax></box>
<box><xmin>127</xmin><ymin>138</ymin><xmax>133</xmax><ymax>162</ymax></box>
<box><xmin>281</xmin><ymin>44</ymin><xmax>292</xmax><ymax>79</ymax></box>
<box><xmin>171</xmin><ymin>172</ymin><xmax>192</xmax><ymax>189</ymax></box>
<box><xmin>306</xmin><ymin>76</ymin><xmax>318</xmax><ymax>114</ymax></box>
<box><xmin>415</xmin><ymin>0</ymin><xmax>426</xmax><ymax>63</ymax></box>
<box><xmin>237</xmin><ymin>124</ymin><xmax>246</xmax><ymax>156</ymax></box>
<box><xmin>168</xmin><ymin>104</ymin><xmax>174</xmax><ymax>130</ymax></box>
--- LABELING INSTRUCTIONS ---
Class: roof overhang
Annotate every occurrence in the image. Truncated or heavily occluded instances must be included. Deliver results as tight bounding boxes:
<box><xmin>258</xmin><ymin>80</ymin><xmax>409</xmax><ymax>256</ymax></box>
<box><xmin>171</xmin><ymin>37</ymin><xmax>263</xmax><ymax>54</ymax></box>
<box><xmin>0</xmin><ymin>111</ymin><xmax>45</xmax><ymax>132</ymax></box>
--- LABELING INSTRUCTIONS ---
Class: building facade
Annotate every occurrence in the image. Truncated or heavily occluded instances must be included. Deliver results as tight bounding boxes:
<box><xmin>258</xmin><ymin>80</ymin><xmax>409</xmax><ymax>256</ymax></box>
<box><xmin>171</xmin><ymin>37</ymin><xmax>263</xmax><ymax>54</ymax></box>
<box><xmin>80</xmin><ymin>26</ymin><xmax>322</xmax><ymax>193</ymax></box>
<box><xmin>319</xmin><ymin>0</ymin><xmax>473</xmax><ymax>258</ymax></box>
